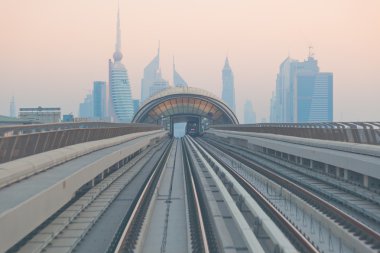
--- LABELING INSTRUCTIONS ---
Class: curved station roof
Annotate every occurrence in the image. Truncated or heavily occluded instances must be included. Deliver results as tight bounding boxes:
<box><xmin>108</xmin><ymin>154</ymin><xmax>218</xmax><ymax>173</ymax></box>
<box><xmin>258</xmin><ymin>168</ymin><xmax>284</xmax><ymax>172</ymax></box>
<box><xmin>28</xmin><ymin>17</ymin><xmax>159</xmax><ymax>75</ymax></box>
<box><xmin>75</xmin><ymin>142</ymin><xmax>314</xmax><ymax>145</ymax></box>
<box><xmin>133</xmin><ymin>87</ymin><xmax>239</xmax><ymax>125</ymax></box>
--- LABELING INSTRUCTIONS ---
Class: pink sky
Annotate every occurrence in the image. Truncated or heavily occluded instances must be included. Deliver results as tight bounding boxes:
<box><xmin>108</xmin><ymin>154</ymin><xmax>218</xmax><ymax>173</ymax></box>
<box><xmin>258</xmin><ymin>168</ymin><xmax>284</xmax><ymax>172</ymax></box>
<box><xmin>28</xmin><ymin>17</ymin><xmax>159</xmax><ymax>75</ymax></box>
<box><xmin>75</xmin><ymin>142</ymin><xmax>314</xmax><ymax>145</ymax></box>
<box><xmin>0</xmin><ymin>0</ymin><xmax>379</xmax><ymax>122</ymax></box>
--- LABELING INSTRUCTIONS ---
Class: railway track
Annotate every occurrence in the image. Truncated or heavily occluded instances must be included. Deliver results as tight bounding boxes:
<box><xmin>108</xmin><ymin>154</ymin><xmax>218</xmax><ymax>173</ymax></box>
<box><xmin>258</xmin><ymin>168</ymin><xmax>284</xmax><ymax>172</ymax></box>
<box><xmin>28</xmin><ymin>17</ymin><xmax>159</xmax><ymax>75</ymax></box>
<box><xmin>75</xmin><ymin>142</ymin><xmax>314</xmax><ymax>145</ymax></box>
<box><xmin>197</xmin><ymin>136</ymin><xmax>380</xmax><ymax>253</ymax></box>
<box><xmin>12</xmin><ymin>134</ymin><xmax>379</xmax><ymax>253</ymax></box>
<box><xmin>116</xmin><ymin>136</ymin><xmax>286</xmax><ymax>253</ymax></box>
<box><xmin>13</xmin><ymin>139</ymin><xmax>170</xmax><ymax>253</ymax></box>
<box><xmin>186</xmin><ymin>136</ymin><xmax>312</xmax><ymax>253</ymax></box>
<box><xmin>182</xmin><ymin>138</ymin><xmax>213</xmax><ymax>253</ymax></box>
<box><xmin>110</xmin><ymin>139</ymin><xmax>174</xmax><ymax>253</ymax></box>
<box><xmin>113</xmin><ymin>139</ymin><xmax>214</xmax><ymax>253</ymax></box>
<box><xmin>205</xmin><ymin>134</ymin><xmax>380</xmax><ymax>227</ymax></box>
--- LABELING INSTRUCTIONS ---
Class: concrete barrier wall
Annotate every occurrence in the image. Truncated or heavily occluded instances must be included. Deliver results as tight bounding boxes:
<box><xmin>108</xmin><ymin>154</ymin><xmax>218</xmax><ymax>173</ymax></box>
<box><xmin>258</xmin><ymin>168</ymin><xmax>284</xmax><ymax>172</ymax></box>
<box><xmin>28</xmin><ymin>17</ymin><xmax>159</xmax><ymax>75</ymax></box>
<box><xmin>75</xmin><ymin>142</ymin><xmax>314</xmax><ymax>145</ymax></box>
<box><xmin>0</xmin><ymin>130</ymin><xmax>165</xmax><ymax>189</ymax></box>
<box><xmin>208</xmin><ymin>130</ymin><xmax>380</xmax><ymax>180</ymax></box>
<box><xmin>0</xmin><ymin>124</ymin><xmax>161</xmax><ymax>163</ymax></box>
<box><xmin>0</xmin><ymin>130</ymin><xmax>166</xmax><ymax>253</ymax></box>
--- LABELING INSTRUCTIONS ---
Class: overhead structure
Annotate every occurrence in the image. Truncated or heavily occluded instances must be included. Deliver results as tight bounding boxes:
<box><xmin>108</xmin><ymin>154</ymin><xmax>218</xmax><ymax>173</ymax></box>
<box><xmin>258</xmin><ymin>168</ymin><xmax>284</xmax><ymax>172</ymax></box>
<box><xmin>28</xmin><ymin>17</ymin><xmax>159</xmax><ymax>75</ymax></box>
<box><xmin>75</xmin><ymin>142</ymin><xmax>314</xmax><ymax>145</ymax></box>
<box><xmin>133</xmin><ymin>87</ymin><xmax>238</xmax><ymax>134</ymax></box>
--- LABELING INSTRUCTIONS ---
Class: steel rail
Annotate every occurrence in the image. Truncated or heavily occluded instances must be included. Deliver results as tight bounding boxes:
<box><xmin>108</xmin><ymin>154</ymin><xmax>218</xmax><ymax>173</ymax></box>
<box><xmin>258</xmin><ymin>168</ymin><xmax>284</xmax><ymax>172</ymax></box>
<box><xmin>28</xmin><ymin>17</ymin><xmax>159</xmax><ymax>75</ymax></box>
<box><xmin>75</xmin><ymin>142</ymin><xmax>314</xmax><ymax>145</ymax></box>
<box><xmin>112</xmin><ymin>139</ymin><xmax>173</xmax><ymax>253</ymax></box>
<box><xmin>191</xmin><ymin>137</ymin><xmax>319</xmax><ymax>253</ymax></box>
<box><xmin>201</xmin><ymin>137</ymin><xmax>380</xmax><ymax>250</ymax></box>
<box><xmin>206</xmin><ymin>136</ymin><xmax>380</xmax><ymax>221</ymax></box>
<box><xmin>182</xmin><ymin>139</ymin><xmax>210</xmax><ymax>253</ymax></box>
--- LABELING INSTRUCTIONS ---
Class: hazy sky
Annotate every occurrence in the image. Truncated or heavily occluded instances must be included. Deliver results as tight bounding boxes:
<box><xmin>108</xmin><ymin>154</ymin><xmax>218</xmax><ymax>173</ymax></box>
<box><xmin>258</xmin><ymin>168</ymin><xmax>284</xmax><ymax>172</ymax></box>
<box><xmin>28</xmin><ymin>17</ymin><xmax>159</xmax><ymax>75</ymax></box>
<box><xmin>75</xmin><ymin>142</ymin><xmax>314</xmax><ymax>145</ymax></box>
<box><xmin>0</xmin><ymin>0</ymin><xmax>379</xmax><ymax>122</ymax></box>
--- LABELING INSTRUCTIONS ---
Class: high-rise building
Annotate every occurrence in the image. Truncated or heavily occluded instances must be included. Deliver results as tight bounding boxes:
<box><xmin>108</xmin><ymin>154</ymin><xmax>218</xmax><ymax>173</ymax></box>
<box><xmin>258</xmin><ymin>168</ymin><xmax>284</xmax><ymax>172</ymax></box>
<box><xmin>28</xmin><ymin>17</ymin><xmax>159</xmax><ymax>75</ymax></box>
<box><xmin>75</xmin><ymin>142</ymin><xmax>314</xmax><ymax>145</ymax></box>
<box><xmin>274</xmin><ymin>57</ymin><xmax>297</xmax><ymax>123</ymax></box>
<box><xmin>108</xmin><ymin>5</ymin><xmax>134</xmax><ymax>122</ymax></box>
<box><xmin>173</xmin><ymin>58</ymin><xmax>188</xmax><ymax>87</ymax></box>
<box><xmin>221</xmin><ymin>57</ymin><xmax>236</xmax><ymax>112</ymax></box>
<box><xmin>9</xmin><ymin>96</ymin><xmax>16</xmax><ymax>118</ymax></box>
<box><xmin>141</xmin><ymin>47</ymin><xmax>161</xmax><ymax>102</ymax></box>
<box><xmin>79</xmin><ymin>93</ymin><xmax>93</xmax><ymax>118</ymax></box>
<box><xmin>244</xmin><ymin>100</ymin><xmax>256</xmax><ymax>124</ymax></box>
<box><xmin>270</xmin><ymin>52</ymin><xmax>333</xmax><ymax>123</ymax></box>
<box><xmin>93</xmin><ymin>81</ymin><xmax>106</xmax><ymax>120</ymax></box>
<box><xmin>296</xmin><ymin>70</ymin><xmax>333</xmax><ymax>122</ymax></box>
<box><xmin>270</xmin><ymin>92</ymin><xmax>277</xmax><ymax>123</ymax></box>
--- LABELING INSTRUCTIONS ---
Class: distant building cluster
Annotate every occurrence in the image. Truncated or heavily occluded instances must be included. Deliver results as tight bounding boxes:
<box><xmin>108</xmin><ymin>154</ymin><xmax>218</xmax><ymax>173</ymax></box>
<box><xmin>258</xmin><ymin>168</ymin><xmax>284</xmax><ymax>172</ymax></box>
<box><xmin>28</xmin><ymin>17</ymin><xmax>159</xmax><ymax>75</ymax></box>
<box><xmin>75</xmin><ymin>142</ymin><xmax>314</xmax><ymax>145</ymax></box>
<box><xmin>140</xmin><ymin>48</ymin><xmax>190</xmax><ymax>104</ymax></box>
<box><xmin>5</xmin><ymin>5</ymin><xmax>238</xmax><ymax>124</ymax></box>
<box><xmin>270</xmin><ymin>51</ymin><xmax>333</xmax><ymax>123</ymax></box>
<box><xmin>81</xmin><ymin>6</ymin><xmax>192</xmax><ymax>123</ymax></box>
<box><xmin>78</xmin><ymin>81</ymin><xmax>108</xmax><ymax>121</ymax></box>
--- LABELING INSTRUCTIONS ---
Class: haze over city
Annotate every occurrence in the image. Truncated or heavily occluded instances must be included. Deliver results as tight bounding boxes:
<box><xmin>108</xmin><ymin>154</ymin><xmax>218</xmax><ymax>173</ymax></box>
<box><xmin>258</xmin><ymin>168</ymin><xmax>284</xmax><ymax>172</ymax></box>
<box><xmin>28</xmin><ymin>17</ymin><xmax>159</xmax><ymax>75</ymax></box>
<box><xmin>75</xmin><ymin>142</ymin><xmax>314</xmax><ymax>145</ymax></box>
<box><xmin>0</xmin><ymin>0</ymin><xmax>379</xmax><ymax>122</ymax></box>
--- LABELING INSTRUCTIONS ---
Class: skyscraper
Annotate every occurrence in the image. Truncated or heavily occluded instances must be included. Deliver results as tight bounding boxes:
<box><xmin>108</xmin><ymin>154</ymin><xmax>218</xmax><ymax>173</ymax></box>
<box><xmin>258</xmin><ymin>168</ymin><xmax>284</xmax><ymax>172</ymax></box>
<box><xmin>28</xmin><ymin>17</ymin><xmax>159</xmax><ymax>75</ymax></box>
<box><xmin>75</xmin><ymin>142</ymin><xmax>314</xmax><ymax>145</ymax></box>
<box><xmin>93</xmin><ymin>81</ymin><xmax>106</xmax><ymax>120</ymax></box>
<box><xmin>173</xmin><ymin>58</ymin><xmax>188</xmax><ymax>87</ymax></box>
<box><xmin>141</xmin><ymin>46</ymin><xmax>163</xmax><ymax>102</ymax></box>
<box><xmin>149</xmin><ymin>77</ymin><xmax>169</xmax><ymax>97</ymax></box>
<box><xmin>79</xmin><ymin>93</ymin><xmax>93</xmax><ymax>118</ymax></box>
<box><xmin>244</xmin><ymin>100</ymin><xmax>256</xmax><ymax>124</ymax></box>
<box><xmin>270</xmin><ymin>52</ymin><xmax>333</xmax><ymax>123</ymax></box>
<box><xmin>222</xmin><ymin>57</ymin><xmax>236</xmax><ymax>112</ymax></box>
<box><xmin>274</xmin><ymin>57</ymin><xmax>297</xmax><ymax>123</ymax></box>
<box><xmin>108</xmin><ymin>5</ymin><xmax>134</xmax><ymax>122</ymax></box>
<box><xmin>296</xmin><ymin>65</ymin><xmax>333</xmax><ymax>122</ymax></box>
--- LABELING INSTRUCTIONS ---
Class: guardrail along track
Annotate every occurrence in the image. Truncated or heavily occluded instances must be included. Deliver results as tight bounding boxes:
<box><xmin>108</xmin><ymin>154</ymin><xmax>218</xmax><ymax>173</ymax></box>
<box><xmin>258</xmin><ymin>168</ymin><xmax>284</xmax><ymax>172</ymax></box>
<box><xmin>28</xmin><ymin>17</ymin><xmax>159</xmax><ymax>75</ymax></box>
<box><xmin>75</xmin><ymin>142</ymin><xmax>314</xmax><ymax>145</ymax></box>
<box><xmin>198</xmin><ymin>136</ymin><xmax>380</xmax><ymax>252</ymax></box>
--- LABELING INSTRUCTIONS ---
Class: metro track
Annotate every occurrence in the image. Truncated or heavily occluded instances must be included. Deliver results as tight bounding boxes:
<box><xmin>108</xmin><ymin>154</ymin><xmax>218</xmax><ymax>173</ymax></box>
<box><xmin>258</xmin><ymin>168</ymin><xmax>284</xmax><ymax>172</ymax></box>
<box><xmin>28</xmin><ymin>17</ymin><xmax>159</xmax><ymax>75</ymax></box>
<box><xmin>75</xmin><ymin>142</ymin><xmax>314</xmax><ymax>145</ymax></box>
<box><xmin>111</xmin><ymin>139</ymin><xmax>174</xmax><ymax>253</ymax></box>
<box><xmin>197</xmin><ymin>136</ymin><xmax>380</xmax><ymax>253</ymax></box>
<box><xmin>204</xmin><ymin>134</ymin><xmax>380</xmax><ymax>225</ymax></box>
<box><xmin>12</xmin><ymin>139</ymin><xmax>171</xmax><ymax>253</ymax></box>
<box><xmin>186</xmin><ymin>136</ymin><xmax>309</xmax><ymax>253</ymax></box>
<box><xmin>10</xmin><ymin>135</ymin><xmax>380</xmax><ymax>253</ymax></box>
<box><xmin>114</xmin><ymin>139</ymin><xmax>214</xmax><ymax>253</ymax></box>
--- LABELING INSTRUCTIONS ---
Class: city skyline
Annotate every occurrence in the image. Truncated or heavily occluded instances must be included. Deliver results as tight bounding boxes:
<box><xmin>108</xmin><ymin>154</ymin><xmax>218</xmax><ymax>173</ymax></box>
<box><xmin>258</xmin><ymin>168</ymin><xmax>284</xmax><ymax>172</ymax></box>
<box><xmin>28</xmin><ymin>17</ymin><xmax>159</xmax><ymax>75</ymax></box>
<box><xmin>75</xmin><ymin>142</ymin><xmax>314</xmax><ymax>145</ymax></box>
<box><xmin>0</xmin><ymin>1</ymin><xmax>379</xmax><ymax>122</ymax></box>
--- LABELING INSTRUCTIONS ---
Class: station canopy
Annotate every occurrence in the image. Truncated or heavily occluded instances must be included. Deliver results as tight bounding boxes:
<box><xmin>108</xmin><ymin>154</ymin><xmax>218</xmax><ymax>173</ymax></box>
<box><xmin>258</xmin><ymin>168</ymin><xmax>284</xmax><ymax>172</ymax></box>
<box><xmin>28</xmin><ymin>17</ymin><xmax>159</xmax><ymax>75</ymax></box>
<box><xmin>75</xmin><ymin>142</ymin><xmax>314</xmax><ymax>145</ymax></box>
<box><xmin>133</xmin><ymin>87</ymin><xmax>239</xmax><ymax>125</ymax></box>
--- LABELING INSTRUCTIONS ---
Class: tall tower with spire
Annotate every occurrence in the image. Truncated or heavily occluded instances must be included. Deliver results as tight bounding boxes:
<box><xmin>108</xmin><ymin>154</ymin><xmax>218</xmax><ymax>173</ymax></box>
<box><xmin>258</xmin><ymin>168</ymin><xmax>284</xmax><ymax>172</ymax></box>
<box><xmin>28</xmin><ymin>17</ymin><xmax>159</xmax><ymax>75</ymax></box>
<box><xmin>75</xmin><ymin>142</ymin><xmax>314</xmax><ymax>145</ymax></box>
<box><xmin>173</xmin><ymin>57</ymin><xmax>188</xmax><ymax>87</ymax></box>
<box><xmin>141</xmin><ymin>44</ymin><xmax>169</xmax><ymax>102</ymax></box>
<box><xmin>108</xmin><ymin>3</ymin><xmax>134</xmax><ymax>122</ymax></box>
<box><xmin>221</xmin><ymin>57</ymin><xmax>236</xmax><ymax>112</ymax></box>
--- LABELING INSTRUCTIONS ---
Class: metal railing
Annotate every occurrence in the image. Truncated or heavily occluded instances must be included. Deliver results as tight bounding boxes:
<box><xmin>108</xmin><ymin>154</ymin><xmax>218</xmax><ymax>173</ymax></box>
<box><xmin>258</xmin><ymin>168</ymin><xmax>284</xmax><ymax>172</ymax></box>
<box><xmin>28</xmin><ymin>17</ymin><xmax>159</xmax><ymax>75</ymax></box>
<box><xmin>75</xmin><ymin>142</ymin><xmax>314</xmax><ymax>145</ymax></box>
<box><xmin>0</xmin><ymin>123</ymin><xmax>162</xmax><ymax>163</ymax></box>
<box><xmin>211</xmin><ymin>122</ymin><xmax>380</xmax><ymax>145</ymax></box>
